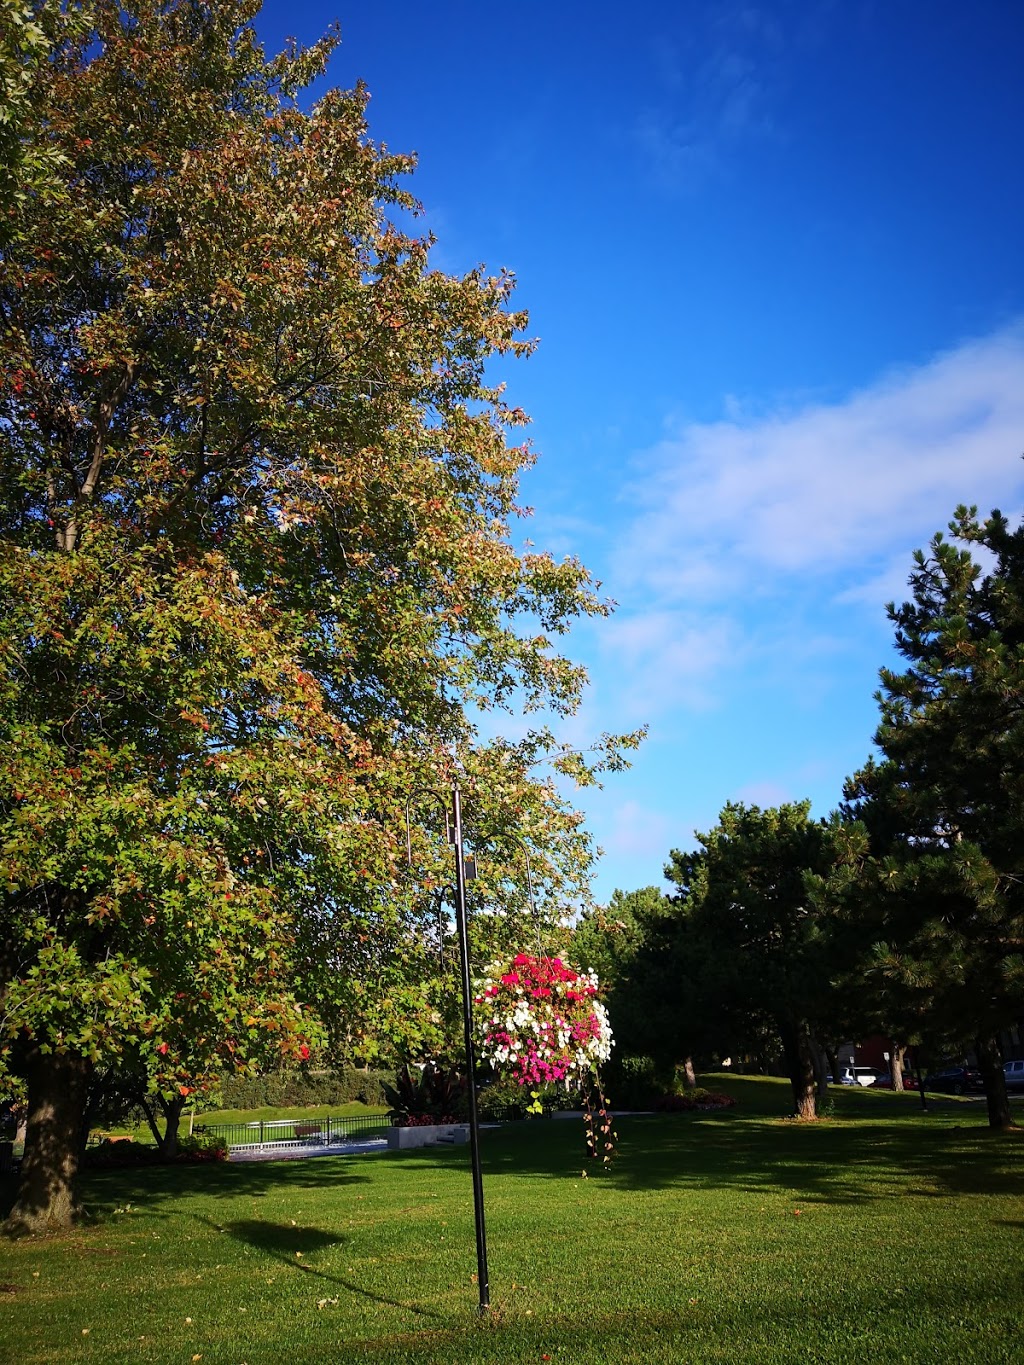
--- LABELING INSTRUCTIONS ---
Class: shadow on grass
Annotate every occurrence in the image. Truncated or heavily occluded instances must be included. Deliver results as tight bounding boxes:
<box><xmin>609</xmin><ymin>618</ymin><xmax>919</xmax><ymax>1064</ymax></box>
<box><xmin>384</xmin><ymin>1084</ymin><xmax>1024</xmax><ymax>1210</ymax></box>
<box><xmin>203</xmin><ymin>1214</ymin><xmax>345</xmax><ymax>1257</ymax></box>
<box><xmin>5</xmin><ymin>1076</ymin><xmax>1018</xmax><ymax>1233</ymax></box>
<box><xmin>209</xmin><ymin>1214</ymin><xmax>444</xmax><ymax>1320</ymax></box>
<box><xmin>325</xmin><ymin>1282</ymin><xmax>1023</xmax><ymax>1364</ymax></box>
<box><xmin>61</xmin><ymin>1153</ymin><xmax>377</xmax><ymax>1227</ymax></box>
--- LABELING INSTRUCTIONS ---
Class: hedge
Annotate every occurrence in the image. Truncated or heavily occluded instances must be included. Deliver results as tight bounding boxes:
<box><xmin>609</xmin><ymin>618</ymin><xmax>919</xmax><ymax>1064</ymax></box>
<box><xmin>216</xmin><ymin>1067</ymin><xmax>392</xmax><ymax>1111</ymax></box>
<box><xmin>84</xmin><ymin>1133</ymin><xmax>228</xmax><ymax>1167</ymax></box>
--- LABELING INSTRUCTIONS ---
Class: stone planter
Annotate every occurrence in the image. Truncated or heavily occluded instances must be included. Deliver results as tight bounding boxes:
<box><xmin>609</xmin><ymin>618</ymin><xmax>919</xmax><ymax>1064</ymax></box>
<box><xmin>386</xmin><ymin>1123</ymin><xmax>469</xmax><ymax>1150</ymax></box>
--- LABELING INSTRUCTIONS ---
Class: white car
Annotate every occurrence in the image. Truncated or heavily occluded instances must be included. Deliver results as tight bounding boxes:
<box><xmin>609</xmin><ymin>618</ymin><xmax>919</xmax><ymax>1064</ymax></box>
<box><xmin>838</xmin><ymin>1066</ymin><xmax>878</xmax><ymax>1087</ymax></box>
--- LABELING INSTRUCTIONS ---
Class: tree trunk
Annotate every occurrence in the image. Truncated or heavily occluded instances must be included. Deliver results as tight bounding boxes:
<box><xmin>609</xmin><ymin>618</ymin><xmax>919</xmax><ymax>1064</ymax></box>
<box><xmin>139</xmin><ymin>1094</ymin><xmax>164</xmax><ymax>1149</ymax></box>
<box><xmin>824</xmin><ymin>1046</ymin><xmax>839</xmax><ymax>1085</ymax></box>
<box><xmin>158</xmin><ymin>1095</ymin><xmax>187</xmax><ymax>1160</ymax></box>
<box><xmin>4</xmin><ymin>1047</ymin><xmax>92</xmax><ymax>1236</ymax></box>
<box><xmin>810</xmin><ymin>1037</ymin><xmax>829</xmax><ymax>1106</ymax></box>
<box><xmin>681</xmin><ymin>1057</ymin><xmax>697</xmax><ymax>1090</ymax></box>
<box><xmin>975</xmin><ymin>1034</ymin><xmax>1015</xmax><ymax>1130</ymax></box>
<box><xmin>889</xmin><ymin>1043</ymin><xmax>907</xmax><ymax>1093</ymax></box>
<box><xmin>780</xmin><ymin>1020</ymin><xmax>817</xmax><ymax>1120</ymax></box>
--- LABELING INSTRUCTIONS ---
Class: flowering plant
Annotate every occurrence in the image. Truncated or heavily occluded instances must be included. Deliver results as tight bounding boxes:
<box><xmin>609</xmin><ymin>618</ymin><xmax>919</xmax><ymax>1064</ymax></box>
<box><xmin>475</xmin><ymin>953</ymin><xmax>613</xmax><ymax>1087</ymax></box>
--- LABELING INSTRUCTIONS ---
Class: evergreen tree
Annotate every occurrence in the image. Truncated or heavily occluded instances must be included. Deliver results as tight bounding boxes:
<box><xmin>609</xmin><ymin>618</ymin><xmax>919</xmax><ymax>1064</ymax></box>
<box><xmin>613</xmin><ymin>804</ymin><xmax>844</xmax><ymax>1118</ymax></box>
<box><xmin>839</xmin><ymin>505</ymin><xmax>1024</xmax><ymax>1128</ymax></box>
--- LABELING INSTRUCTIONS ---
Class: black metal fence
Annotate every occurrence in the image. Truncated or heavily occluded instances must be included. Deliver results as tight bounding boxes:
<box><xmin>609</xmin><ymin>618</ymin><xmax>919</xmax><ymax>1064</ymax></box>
<box><xmin>195</xmin><ymin>1113</ymin><xmax>391</xmax><ymax>1149</ymax></box>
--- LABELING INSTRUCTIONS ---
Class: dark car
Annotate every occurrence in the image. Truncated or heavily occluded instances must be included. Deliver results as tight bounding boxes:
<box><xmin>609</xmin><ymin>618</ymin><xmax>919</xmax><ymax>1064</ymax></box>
<box><xmin>923</xmin><ymin>1066</ymin><xmax>984</xmax><ymax>1094</ymax></box>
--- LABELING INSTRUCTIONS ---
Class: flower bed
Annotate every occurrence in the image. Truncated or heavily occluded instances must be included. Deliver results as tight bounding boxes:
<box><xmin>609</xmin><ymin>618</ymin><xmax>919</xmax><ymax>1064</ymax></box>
<box><xmin>391</xmin><ymin>1112</ymin><xmax>463</xmax><ymax>1128</ymax></box>
<box><xmin>84</xmin><ymin>1134</ymin><xmax>228</xmax><ymax>1167</ymax></box>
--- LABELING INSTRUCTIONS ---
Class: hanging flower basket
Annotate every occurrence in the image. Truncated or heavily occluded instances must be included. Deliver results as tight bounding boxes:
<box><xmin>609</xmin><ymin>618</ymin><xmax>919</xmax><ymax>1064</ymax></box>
<box><xmin>474</xmin><ymin>953</ymin><xmax>616</xmax><ymax>1164</ymax></box>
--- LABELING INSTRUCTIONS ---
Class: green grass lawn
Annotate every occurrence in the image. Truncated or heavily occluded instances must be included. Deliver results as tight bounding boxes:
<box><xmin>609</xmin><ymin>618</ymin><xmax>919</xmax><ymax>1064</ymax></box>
<box><xmin>2</xmin><ymin>1076</ymin><xmax>1022</xmax><ymax>1364</ymax></box>
<box><xmin>89</xmin><ymin>1101</ymin><xmax>390</xmax><ymax>1147</ymax></box>
<box><xmin>197</xmin><ymin>1102</ymin><xmax>389</xmax><ymax>1127</ymax></box>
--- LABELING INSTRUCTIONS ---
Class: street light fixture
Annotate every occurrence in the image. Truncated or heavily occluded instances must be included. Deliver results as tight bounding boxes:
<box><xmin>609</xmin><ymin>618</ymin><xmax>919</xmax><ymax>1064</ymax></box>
<box><xmin>405</xmin><ymin>783</ymin><xmax>490</xmax><ymax>1314</ymax></box>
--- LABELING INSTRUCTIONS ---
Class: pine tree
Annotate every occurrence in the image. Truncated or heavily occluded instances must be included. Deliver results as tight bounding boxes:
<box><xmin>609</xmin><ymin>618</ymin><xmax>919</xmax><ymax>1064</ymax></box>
<box><xmin>840</xmin><ymin>505</ymin><xmax>1024</xmax><ymax>1128</ymax></box>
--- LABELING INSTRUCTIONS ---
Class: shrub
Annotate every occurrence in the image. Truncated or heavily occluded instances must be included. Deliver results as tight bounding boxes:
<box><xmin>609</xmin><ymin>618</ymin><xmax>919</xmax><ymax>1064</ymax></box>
<box><xmin>601</xmin><ymin>1054</ymin><xmax>664</xmax><ymax>1110</ymax></box>
<box><xmin>85</xmin><ymin>1138</ymin><xmax>159</xmax><ymax>1168</ymax></box>
<box><xmin>174</xmin><ymin>1134</ymin><xmax>228</xmax><ymax>1162</ymax></box>
<box><xmin>475</xmin><ymin>1072</ymin><xmax>527</xmax><ymax>1120</ymax></box>
<box><xmin>385</xmin><ymin>1063</ymin><xmax>468</xmax><ymax>1123</ymax></box>
<box><xmin>84</xmin><ymin>1134</ymin><xmax>229</xmax><ymax>1167</ymax></box>
<box><xmin>392</xmin><ymin>1113</ymin><xmax>464</xmax><ymax>1128</ymax></box>
<box><xmin>654</xmin><ymin>1089</ymin><xmax>736</xmax><ymax>1112</ymax></box>
<box><xmin>217</xmin><ymin>1067</ymin><xmax>392</xmax><ymax>1111</ymax></box>
<box><xmin>474</xmin><ymin>1072</ymin><xmax>577</xmax><ymax>1120</ymax></box>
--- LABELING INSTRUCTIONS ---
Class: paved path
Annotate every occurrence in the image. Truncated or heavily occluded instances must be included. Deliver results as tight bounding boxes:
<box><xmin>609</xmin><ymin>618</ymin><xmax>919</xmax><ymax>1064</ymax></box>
<box><xmin>229</xmin><ymin>1138</ymin><xmax>389</xmax><ymax>1163</ymax></box>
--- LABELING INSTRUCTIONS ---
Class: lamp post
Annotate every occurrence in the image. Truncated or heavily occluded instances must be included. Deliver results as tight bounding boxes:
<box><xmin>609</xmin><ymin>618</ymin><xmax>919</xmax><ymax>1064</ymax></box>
<box><xmin>406</xmin><ymin>784</ymin><xmax>490</xmax><ymax>1313</ymax></box>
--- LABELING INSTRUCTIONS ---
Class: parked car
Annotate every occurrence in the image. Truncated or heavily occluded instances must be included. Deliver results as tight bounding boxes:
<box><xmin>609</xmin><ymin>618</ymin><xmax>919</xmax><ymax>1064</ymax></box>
<box><xmin>872</xmin><ymin>1069</ymin><xmax>919</xmax><ymax>1090</ymax></box>
<box><xmin>922</xmin><ymin>1066</ymin><xmax>984</xmax><ymax>1094</ymax></box>
<box><xmin>838</xmin><ymin>1066</ymin><xmax>879</xmax><ymax>1087</ymax></box>
<box><xmin>1003</xmin><ymin>1059</ymin><xmax>1024</xmax><ymax>1091</ymax></box>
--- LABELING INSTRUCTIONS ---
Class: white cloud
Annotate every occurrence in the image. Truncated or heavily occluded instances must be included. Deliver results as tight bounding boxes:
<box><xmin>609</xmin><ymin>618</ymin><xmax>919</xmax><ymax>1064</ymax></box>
<box><xmin>594</xmin><ymin>609</ymin><xmax>740</xmax><ymax>719</ymax></box>
<box><xmin>635</xmin><ymin>4</ymin><xmax>785</xmax><ymax>192</ymax></box>
<box><xmin>615</xmin><ymin>326</ymin><xmax>1024</xmax><ymax>607</ymax></box>
<box><xmin>602</xmin><ymin>799</ymin><xmax>674</xmax><ymax>859</ymax></box>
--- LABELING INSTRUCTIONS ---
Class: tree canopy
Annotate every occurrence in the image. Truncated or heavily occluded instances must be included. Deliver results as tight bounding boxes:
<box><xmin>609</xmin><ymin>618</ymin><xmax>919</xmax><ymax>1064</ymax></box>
<box><xmin>586</xmin><ymin>805</ymin><xmax>846</xmax><ymax>1119</ymax></box>
<box><xmin>832</xmin><ymin>505</ymin><xmax>1024</xmax><ymax>1126</ymax></box>
<box><xmin>0</xmin><ymin>0</ymin><xmax>638</xmax><ymax>1232</ymax></box>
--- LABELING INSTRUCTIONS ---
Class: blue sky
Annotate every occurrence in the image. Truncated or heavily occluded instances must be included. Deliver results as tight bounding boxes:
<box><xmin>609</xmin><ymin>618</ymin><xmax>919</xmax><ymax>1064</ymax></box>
<box><xmin>257</xmin><ymin>1</ymin><xmax>1024</xmax><ymax>903</ymax></box>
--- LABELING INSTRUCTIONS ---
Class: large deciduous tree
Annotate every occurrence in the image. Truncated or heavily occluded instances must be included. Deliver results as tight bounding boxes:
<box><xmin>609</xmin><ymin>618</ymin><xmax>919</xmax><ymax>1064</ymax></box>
<box><xmin>835</xmin><ymin>506</ymin><xmax>1024</xmax><ymax>1129</ymax></box>
<box><xmin>0</xmin><ymin>1</ymin><xmax>632</xmax><ymax>1232</ymax></box>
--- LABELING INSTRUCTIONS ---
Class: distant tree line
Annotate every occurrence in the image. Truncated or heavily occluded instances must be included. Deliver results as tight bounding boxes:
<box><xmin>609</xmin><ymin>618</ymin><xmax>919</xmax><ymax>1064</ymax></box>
<box><xmin>578</xmin><ymin>503</ymin><xmax>1024</xmax><ymax>1129</ymax></box>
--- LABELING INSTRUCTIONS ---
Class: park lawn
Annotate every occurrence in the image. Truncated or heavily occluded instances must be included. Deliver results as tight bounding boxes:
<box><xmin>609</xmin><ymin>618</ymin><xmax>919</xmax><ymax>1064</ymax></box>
<box><xmin>198</xmin><ymin>1103</ymin><xmax>389</xmax><ymax>1127</ymax></box>
<box><xmin>1</xmin><ymin>1075</ymin><xmax>1021</xmax><ymax>1365</ymax></box>
<box><xmin>91</xmin><ymin>1101</ymin><xmax>390</xmax><ymax>1147</ymax></box>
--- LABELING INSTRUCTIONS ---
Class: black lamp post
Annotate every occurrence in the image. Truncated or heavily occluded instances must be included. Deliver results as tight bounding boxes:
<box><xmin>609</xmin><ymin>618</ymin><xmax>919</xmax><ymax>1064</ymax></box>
<box><xmin>406</xmin><ymin>784</ymin><xmax>490</xmax><ymax>1313</ymax></box>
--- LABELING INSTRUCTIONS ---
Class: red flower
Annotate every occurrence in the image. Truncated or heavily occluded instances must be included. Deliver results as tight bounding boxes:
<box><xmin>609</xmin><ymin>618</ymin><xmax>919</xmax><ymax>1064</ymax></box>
<box><xmin>299</xmin><ymin>1044</ymin><xmax>311</xmax><ymax>1060</ymax></box>
<box><xmin>157</xmin><ymin>1042</ymin><xmax>169</xmax><ymax>1055</ymax></box>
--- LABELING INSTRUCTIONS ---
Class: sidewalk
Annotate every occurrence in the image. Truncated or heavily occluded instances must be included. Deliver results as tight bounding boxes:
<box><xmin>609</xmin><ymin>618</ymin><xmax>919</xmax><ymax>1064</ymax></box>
<box><xmin>229</xmin><ymin>1136</ymin><xmax>389</xmax><ymax>1163</ymax></box>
